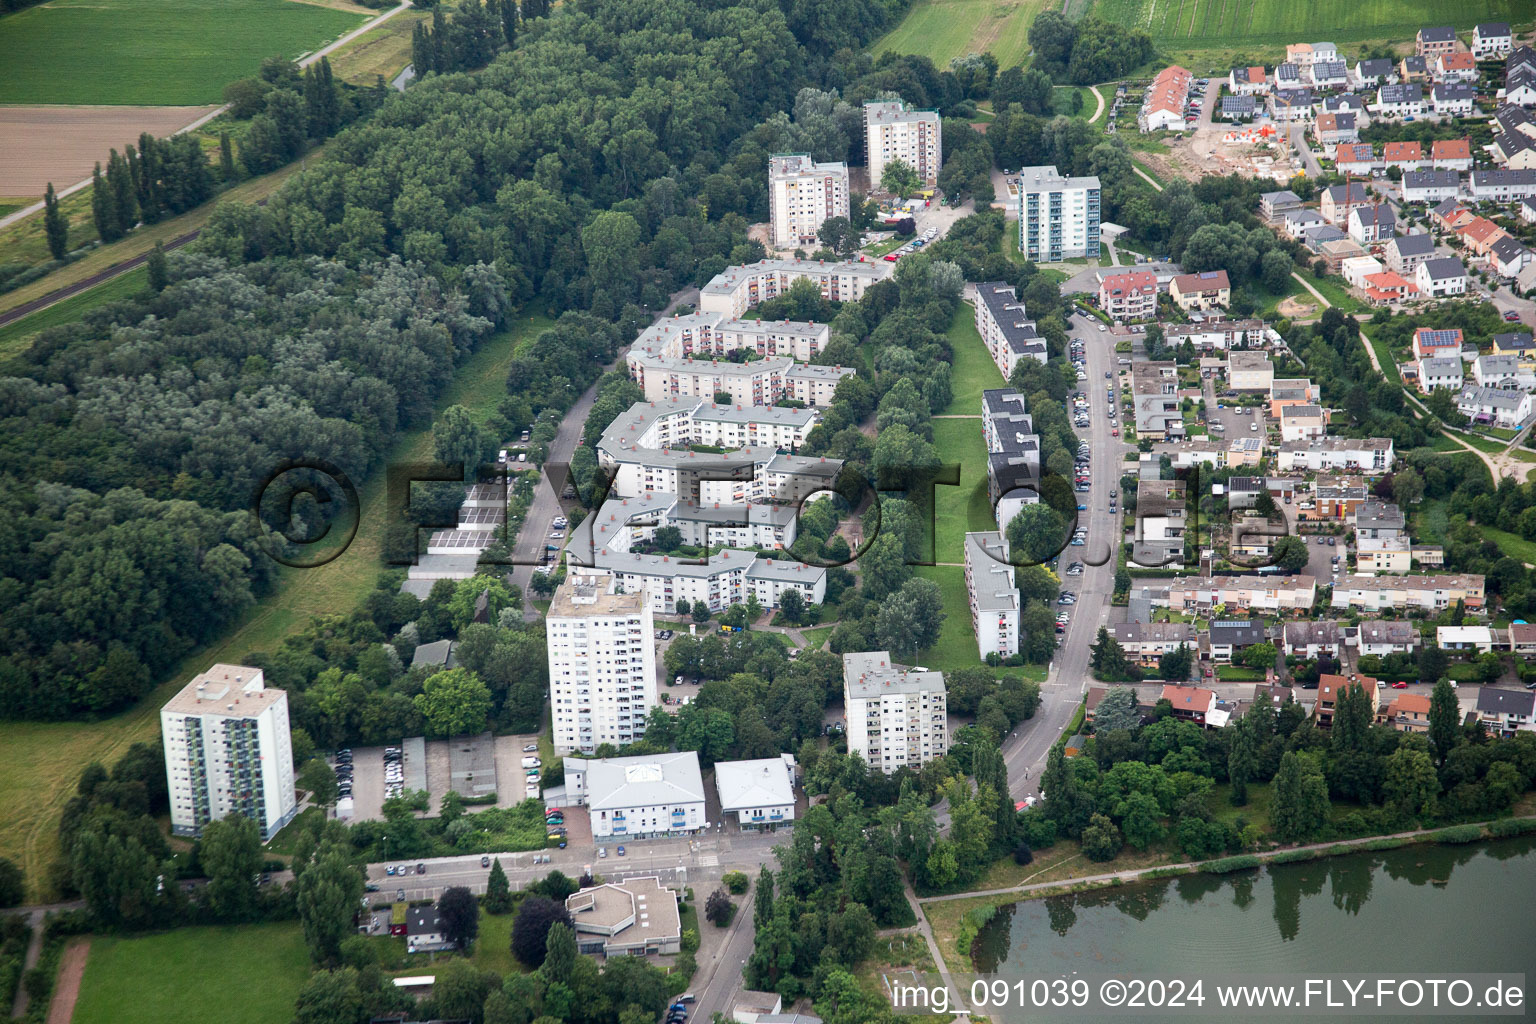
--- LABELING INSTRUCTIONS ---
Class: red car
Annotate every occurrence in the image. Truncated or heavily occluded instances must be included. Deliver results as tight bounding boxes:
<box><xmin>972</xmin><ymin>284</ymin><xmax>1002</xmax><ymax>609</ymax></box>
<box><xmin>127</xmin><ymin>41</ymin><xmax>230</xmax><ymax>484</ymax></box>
<box><xmin>1503</xmin><ymin>311</ymin><xmax>1522</xmax><ymax>322</ymax></box>
<box><xmin>1392</xmin><ymin>681</ymin><xmax>1409</xmax><ymax>689</ymax></box>
<box><xmin>1111</xmin><ymin>428</ymin><xmax>1119</xmax><ymax>436</ymax></box>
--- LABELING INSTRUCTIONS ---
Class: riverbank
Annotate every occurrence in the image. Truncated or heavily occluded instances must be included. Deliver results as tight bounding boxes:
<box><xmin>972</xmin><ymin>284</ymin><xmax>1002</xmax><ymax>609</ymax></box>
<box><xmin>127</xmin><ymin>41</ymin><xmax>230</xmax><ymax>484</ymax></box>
<box><xmin>923</xmin><ymin>814</ymin><xmax>1536</xmax><ymax>978</ymax></box>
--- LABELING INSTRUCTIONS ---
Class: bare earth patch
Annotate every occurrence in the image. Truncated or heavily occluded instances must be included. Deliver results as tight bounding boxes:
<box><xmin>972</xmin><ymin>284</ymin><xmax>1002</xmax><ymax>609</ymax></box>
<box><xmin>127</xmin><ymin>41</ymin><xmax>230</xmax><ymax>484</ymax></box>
<box><xmin>1277</xmin><ymin>296</ymin><xmax>1316</xmax><ymax>318</ymax></box>
<box><xmin>45</xmin><ymin>940</ymin><xmax>90</xmax><ymax>1024</ymax></box>
<box><xmin>0</xmin><ymin>106</ymin><xmax>217</xmax><ymax>195</ymax></box>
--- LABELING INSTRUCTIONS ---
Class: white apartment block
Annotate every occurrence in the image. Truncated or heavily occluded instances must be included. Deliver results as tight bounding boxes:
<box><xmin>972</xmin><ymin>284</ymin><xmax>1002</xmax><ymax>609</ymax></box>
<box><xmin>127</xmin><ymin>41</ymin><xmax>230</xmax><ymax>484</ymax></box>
<box><xmin>700</xmin><ymin>259</ymin><xmax>891</xmax><ymax>318</ymax></box>
<box><xmin>974</xmin><ymin>281</ymin><xmax>1046</xmax><ymax>376</ymax></box>
<box><xmin>1018</xmin><ymin>165</ymin><xmax>1101</xmax><ymax>261</ymax></box>
<box><xmin>843</xmin><ymin>651</ymin><xmax>948</xmax><ymax>773</ymax></box>
<box><xmin>161</xmin><ymin>665</ymin><xmax>296</xmax><ymax>841</ymax></box>
<box><xmin>1275</xmin><ymin>437</ymin><xmax>1395</xmax><ymax>473</ymax></box>
<box><xmin>1165</xmin><ymin>575</ymin><xmax>1318</xmax><ymax>613</ymax></box>
<box><xmin>964</xmin><ymin>532</ymin><xmax>1019</xmax><ymax>660</ymax></box>
<box><xmin>547</xmin><ymin>577</ymin><xmax>657</xmax><ymax>755</ymax></box>
<box><xmin>864</xmin><ymin>99</ymin><xmax>942</xmax><ymax>187</ymax></box>
<box><xmin>768</xmin><ymin>153</ymin><xmax>850</xmax><ymax>250</ymax></box>
<box><xmin>625</xmin><ymin>313</ymin><xmax>854</xmax><ymax>407</ymax></box>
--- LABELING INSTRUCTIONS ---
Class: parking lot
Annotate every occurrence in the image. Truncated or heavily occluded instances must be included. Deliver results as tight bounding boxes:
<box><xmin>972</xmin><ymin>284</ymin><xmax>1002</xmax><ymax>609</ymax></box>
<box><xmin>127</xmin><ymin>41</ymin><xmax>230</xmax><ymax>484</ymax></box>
<box><xmin>1202</xmin><ymin>374</ymin><xmax>1265</xmax><ymax>439</ymax></box>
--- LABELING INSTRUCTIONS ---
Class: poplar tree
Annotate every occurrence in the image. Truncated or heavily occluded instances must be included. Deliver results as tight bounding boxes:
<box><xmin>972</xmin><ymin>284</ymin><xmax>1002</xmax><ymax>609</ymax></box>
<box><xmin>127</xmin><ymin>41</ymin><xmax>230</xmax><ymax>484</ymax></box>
<box><xmin>43</xmin><ymin>182</ymin><xmax>68</xmax><ymax>260</ymax></box>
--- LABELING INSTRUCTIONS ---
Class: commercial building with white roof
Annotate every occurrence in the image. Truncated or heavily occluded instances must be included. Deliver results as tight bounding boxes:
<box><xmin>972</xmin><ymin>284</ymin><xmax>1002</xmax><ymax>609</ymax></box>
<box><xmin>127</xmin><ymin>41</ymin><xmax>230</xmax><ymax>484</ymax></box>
<box><xmin>558</xmin><ymin>751</ymin><xmax>706</xmax><ymax>838</ymax></box>
<box><xmin>566</xmin><ymin>876</ymin><xmax>682</xmax><ymax>956</ymax></box>
<box><xmin>843</xmin><ymin>652</ymin><xmax>948</xmax><ymax>773</ymax></box>
<box><xmin>715</xmin><ymin>754</ymin><xmax>797</xmax><ymax>830</ymax></box>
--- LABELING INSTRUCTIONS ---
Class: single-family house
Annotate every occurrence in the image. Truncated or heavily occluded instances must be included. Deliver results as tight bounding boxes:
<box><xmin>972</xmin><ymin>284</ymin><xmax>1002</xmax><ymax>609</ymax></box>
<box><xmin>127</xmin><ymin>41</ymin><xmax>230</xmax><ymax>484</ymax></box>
<box><xmin>1269</xmin><ymin>88</ymin><xmax>1316</xmax><ymax>121</ymax></box>
<box><xmin>1433</xmin><ymin>52</ymin><xmax>1479</xmax><ymax>84</ymax></box>
<box><xmin>1221</xmin><ymin>95</ymin><xmax>1257</xmax><ymax>120</ymax></box>
<box><xmin>1229</xmin><ymin>66</ymin><xmax>1269</xmax><ymax>95</ymax></box>
<box><xmin>1284</xmin><ymin>620</ymin><xmax>1343</xmax><ymax>659</ymax></box>
<box><xmin>1227</xmin><ymin>349</ymin><xmax>1274</xmax><ymax>391</ymax></box>
<box><xmin>1476</xmin><ymin>687</ymin><xmax>1536</xmax><ymax>737</ymax></box>
<box><xmin>1273</xmin><ymin>62</ymin><xmax>1304</xmax><ymax>90</ymax></box>
<box><xmin>1381</xmin><ymin>140</ymin><xmax>1423</xmax><ymax>170</ymax></box>
<box><xmin>1457</xmin><ymin>385</ymin><xmax>1535</xmax><ymax>428</ymax></box>
<box><xmin>1317</xmin><ymin>673</ymin><xmax>1379</xmax><ymax>729</ymax></box>
<box><xmin>1432</xmin><ymin>83</ymin><xmax>1477</xmax><ymax>117</ymax></box>
<box><xmin>1458</xmin><ymin>216</ymin><xmax>1510</xmax><ymax>257</ymax></box>
<box><xmin>1347</xmin><ymin>204</ymin><xmax>1395</xmax><ymax>244</ymax></box>
<box><xmin>1438</xmin><ymin>625</ymin><xmax>1495</xmax><ymax>652</ymax></box>
<box><xmin>1398</xmin><ymin>56</ymin><xmax>1428</xmax><ymax>83</ymax></box>
<box><xmin>1284</xmin><ymin>208</ymin><xmax>1326</xmax><ymax>238</ymax></box>
<box><xmin>1417</xmin><ymin>355</ymin><xmax>1465</xmax><ymax>391</ymax></box>
<box><xmin>1431</xmin><ymin>198</ymin><xmax>1474</xmax><ymax>231</ymax></box>
<box><xmin>1524</xmin><ymin>198</ymin><xmax>1536</xmax><ymax>224</ymax></box>
<box><xmin>1360</xmin><ymin>270</ymin><xmax>1419</xmax><ymax>306</ymax></box>
<box><xmin>1509</xmin><ymin>622</ymin><xmax>1536</xmax><ymax>657</ymax></box>
<box><xmin>1320</xmin><ymin>182</ymin><xmax>1372</xmax><ymax>223</ymax></box>
<box><xmin>1341</xmin><ymin>254</ymin><xmax>1385</xmax><ymax>289</ymax></box>
<box><xmin>1353</xmin><ymin>58</ymin><xmax>1397</xmax><ymax>89</ymax></box>
<box><xmin>1169</xmin><ymin>270</ymin><xmax>1231</xmax><ymax>311</ymax></box>
<box><xmin>1334</xmin><ymin>142</ymin><xmax>1377</xmax><ymax>175</ymax></box>
<box><xmin>1356</xmin><ymin>536</ymin><xmax>1412</xmax><ymax>573</ymax></box>
<box><xmin>1378</xmin><ymin>692</ymin><xmax>1433</xmax><ymax>734</ymax></box>
<box><xmin>1355</xmin><ymin>619</ymin><xmax>1421</xmax><ymax>656</ymax></box>
<box><xmin>1314</xmin><ymin>112</ymin><xmax>1357</xmax><ymax>144</ymax></box>
<box><xmin>1508</xmin><ymin>62</ymin><xmax>1536</xmax><ymax>107</ymax></box>
<box><xmin>1490</xmin><ymin>235</ymin><xmax>1534</xmax><ymax>279</ymax></box>
<box><xmin>1416</xmin><ymin>256</ymin><xmax>1468</xmax><ymax>297</ymax></box>
<box><xmin>1280</xmin><ymin>404</ymin><xmax>1328</xmax><ymax>441</ymax></box>
<box><xmin>1161</xmin><ymin>684</ymin><xmax>1220</xmax><ymax>726</ymax></box>
<box><xmin>1206</xmin><ymin>620</ymin><xmax>1267</xmax><ymax>664</ymax></box>
<box><xmin>1385</xmin><ymin>232</ymin><xmax>1437</xmax><ymax>273</ymax></box>
<box><xmin>1412</xmin><ymin>326</ymin><xmax>1464</xmax><ymax>360</ymax></box>
<box><xmin>1493</xmin><ymin>331</ymin><xmax>1536</xmax><ymax>367</ymax></box>
<box><xmin>1310</xmin><ymin>60</ymin><xmax>1349</xmax><ymax>90</ymax></box>
<box><xmin>1473</xmin><ymin>22</ymin><xmax>1513</xmax><ymax>59</ymax></box>
<box><xmin>1429</xmin><ymin>138</ymin><xmax>1473</xmax><ymax>171</ymax></box>
<box><xmin>1375</xmin><ymin>83</ymin><xmax>1426</xmax><ymax>119</ymax></box>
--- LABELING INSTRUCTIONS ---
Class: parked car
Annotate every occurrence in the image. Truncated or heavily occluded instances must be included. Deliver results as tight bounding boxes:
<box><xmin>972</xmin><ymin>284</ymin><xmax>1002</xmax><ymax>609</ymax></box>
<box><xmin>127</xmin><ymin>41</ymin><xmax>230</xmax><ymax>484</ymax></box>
<box><xmin>482</xmin><ymin>856</ymin><xmax>491</xmax><ymax>867</ymax></box>
<box><xmin>617</xmin><ymin>845</ymin><xmax>626</xmax><ymax>856</ymax></box>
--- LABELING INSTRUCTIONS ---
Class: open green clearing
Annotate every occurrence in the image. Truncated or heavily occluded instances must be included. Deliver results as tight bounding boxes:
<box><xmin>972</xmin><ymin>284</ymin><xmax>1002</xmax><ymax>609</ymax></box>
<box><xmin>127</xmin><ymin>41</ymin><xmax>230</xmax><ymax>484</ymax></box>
<box><xmin>0</xmin><ymin>309</ymin><xmax>553</xmax><ymax>900</ymax></box>
<box><xmin>943</xmin><ymin>301</ymin><xmax>1007</xmax><ymax>415</ymax></box>
<box><xmin>930</xmin><ymin>416</ymin><xmax>996</xmax><ymax>564</ymax></box>
<box><xmin>73</xmin><ymin>923</ymin><xmax>310</xmax><ymax>1024</ymax></box>
<box><xmin>1088</xmin><ymin>0</ymin><xmax>1532</xmax><ymax>52</ymax></box>
<box><xmin>0</xmin><ymin>266</ymin><xmax>147</xmax><ymax>357</ymax></box>
<box><xmin>0</xmin><ymin>0</ymin><xmax>368</xmax><ymax>105</ymax></box>
<box><xmin>1482</xmin><ymin>526</ymin><xmax>1536</xmax><ymax>566</ymax></box>
<box><xmin>869</xmin><ymin>0</ymin><xmax>1054</xmax><ymax>71</ymax></box>
<box><xmin>914</xmin><ymin>565</ymin><xmax>980</xmax><ymax>672</ymax></box>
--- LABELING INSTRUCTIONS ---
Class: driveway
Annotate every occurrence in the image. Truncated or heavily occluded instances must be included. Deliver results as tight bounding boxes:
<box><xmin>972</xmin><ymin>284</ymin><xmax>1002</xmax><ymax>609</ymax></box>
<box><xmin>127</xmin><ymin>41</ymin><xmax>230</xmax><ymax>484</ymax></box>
<box><xmin>1289</xmin><ymin>125</ymin><xmax>1323</xmax><ymax>178</ymax></box>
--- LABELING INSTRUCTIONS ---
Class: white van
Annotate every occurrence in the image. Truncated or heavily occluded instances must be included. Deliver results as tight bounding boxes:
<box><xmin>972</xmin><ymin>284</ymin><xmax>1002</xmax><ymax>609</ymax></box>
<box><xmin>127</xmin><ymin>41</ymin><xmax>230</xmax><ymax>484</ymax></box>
<box><xmin>521</xmin><ymin>756</ymin><xmax>540</xmax><ymax>769</ymax></box>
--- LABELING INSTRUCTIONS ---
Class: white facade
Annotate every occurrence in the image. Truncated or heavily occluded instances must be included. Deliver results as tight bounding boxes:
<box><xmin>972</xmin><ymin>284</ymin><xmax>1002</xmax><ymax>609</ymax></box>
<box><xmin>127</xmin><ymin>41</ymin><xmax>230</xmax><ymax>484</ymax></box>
<box><xmin>768</xmin><ymin>154</ymin><xmax>850</xmax><ymax>250</ymax></box>
<box><xmin>714</xmin><ymin>755</ymin><xmax>796</xmax><ymax>829</ymax></box>
<box><xmin>864</xmin><ymin>100</ymin><xmax>942</xmax><ymax>187</ymax></box>
<box><xmin>161</xmin><ymin>666</ymin><xmax>297</xmax><ymax>841</ymax></box>
<box><xmin>1416</xmin><ymin>257</ymin><xmax>1468</xmax><ymax>297</ymax></box>
<box><xmin>547</xmin><ymin>578</ymin><xmax>657</xmax><ymax>755</ymax></box>
<box><xmin>564</xmin><ymin>752</ymin><xmax>707</xmax><ymax>838</ymax></box>
<box><xmin>964</xmin><ymin>532</ymin><xmax>1019</xmax><ymax>660</ymax></box>
<box><xmin>1473</xmin><ymin>23</ymin><xmax>1513</xmax><ymax>58</ymax></box>
<box><xmin>1017</xmin><ymin>165</ymin><xmax>1101</xmax><ymax>262</ymax></box>
<box><xmin>700</xmin><ymin>259</ymin><xmax>891</xmax><ymax>318</ymax></box>
<box><xmin>843</xmin><ymin>652</ymin><xmax>948</xmax><ymax>774</ymax></box>
<box><xmin>1275</xmin><ymin>438</ymin><xmax>1395</xmax><ymax>473</ymax></box>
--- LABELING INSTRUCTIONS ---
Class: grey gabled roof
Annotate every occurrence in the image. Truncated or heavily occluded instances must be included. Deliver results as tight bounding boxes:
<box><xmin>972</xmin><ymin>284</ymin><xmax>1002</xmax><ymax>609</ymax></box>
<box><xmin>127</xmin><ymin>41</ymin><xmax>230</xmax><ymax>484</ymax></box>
<box><xmin>1476</xmin><ymin>687</ymin><xmax>1536</xmax><ymax>717</ymax></box>
<box><xmin>1418</xmin><ymin>25</ymin><xmax>1456</xmax><ymax>42</ymax></box>
<box><xmin>1420</xmin><ymin>256</ymin><xmax>1466</xmax><ymax>281</ymax></box>
<box><xmin>1402</xmin><ymin>170</ymin><xmax>1459</xmax><ymax>190</ymax></box>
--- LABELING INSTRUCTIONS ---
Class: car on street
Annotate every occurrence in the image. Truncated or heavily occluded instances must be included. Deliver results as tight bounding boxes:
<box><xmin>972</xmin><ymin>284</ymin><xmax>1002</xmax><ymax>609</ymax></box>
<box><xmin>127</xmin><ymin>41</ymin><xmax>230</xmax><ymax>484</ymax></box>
<box><xmin>599</xmin><ymin>846</ymin><xmax>607</xmax><ymax>858</ymax></box>
<box><xmin>481</xmin><ymin>856</ymin><xmax>491</xmax><ymax>867</ymax></box>
<box><xmin>616</xmin><ymin>845</ymin><xmax>626</xmax><ymax>856</ymax></box>
<box><xmin>1328</xmin><ymin>537</ymin><xmax>1336</xmax><ymax>546</ymax></box>
<box><xmin>396</xmin><ymin>889</ymin><xmax>406</xmax><ymax>901</ymax></box>
<box><xmin>1111</xmin><ymin>428</ymin><xmax>1119</xmax><ymax>436</ymax></box>
<box><xmin>1392</xmin><ymin>681</ymin><xmax>1409</xmax><ymax>689</ymax></box>
<box><xmin>1077</xmin><ymin>504</ymin><xmax>1087</xmax><ymax>510</ymax></box>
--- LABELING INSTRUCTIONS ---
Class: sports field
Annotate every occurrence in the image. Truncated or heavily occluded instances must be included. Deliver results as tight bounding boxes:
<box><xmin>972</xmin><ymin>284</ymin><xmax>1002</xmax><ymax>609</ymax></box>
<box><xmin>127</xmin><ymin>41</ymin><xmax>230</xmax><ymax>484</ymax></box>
<box><xmin>0</xmin><ymin>0</ymin><xmax>369</xmax><ymax>106</ymax></box>
<box><xmin>1090</xmin><ymin>0</ymin><xmax>1533</xmax><ymax>49</ymax></box>
<box><xmin>71</xmin><ymin>923</ymin><xmax>311</xmax><ymax>1024</ymax></box>
<box><xmin>870</xmin><ymin>0</ymin><xmax>1055</xmax><ymax>71</ymax></box>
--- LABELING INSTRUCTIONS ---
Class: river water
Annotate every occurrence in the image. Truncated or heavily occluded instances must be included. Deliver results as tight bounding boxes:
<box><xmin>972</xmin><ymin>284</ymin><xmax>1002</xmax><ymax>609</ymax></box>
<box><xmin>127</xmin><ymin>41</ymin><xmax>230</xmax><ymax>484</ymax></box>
<box><xmin>969</xmin><ymin>837</ymin><xmax>1536</xmax><ymax>1022</ymax></box>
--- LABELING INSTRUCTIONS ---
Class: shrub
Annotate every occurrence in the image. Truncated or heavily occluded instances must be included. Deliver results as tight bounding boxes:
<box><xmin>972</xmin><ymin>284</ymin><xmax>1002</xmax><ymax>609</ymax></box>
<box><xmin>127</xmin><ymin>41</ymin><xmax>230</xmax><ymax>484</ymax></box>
<box><xmin>955</xmin><ymin>903</ymin><xmax>998</xmax><ymax>957</ymax></box>
<box><xmin>1488</xmin><ymin>818</ymin><xmax>1536</xmax><ymax>838</ymax></box>
<box><xmin>1433</xmin><ymin>825</ymin><xmax>1484</xmax><ymax>845</ymax></box>
<box><xmin>1013</xmin><ymin>843</ymin><xmax>1033</xmax><ymax>866</ymax></box>
<box><xmin>1202</xmin><ymin>855</ymin><xmax>1261</xmax><ymax>875</ymax></box>
<box><xmin>704</xmin><ymin>889</ymin><xmax>735</xmax><ymax>927</ymax></box>
<box><xmin>722</xmin><ymin>871</ymin><xmax>749</xmax><ymax>895</ymax></box>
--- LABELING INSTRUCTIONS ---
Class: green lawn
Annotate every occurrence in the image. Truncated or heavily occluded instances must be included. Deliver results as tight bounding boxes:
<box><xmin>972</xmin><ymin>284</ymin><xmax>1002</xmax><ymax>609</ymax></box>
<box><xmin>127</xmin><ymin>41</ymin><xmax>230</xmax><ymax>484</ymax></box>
<box><xmin>929</xmin><ymin>417</ymin><xmax>995</xmax><ymax>565</ymax></box>
<box><xmin>913</xmin><ymin>565</ymin><xmax>980</xmax><ymax>672</ymax></box>
<box><xmin>0</xmin><ymin>0</ymin><xmax>368</xmax><ymax>105</ymax></box>
<box><xmin>0</xmin><ymin>266</ymin><xmax>148</xmax><ymax>359</ymax></box>
<box><xmin>942</xmin><ymin>303</ymin><xmax>1007</xmax><ymax>415</ymax></box>
<box><xmin>73</xmin><ymin>923</ymin><xmax>311</xmax><ymax>1024</ymax></box>
<box><xmin>1481</xmin><ymin>526</ymin><xmax>1536</xmax><ymax>566</ymax></box>
<box><xmin>869</xmin><ymin>0</ymin><xmax>1054</xmax><ymax>71</ymax></box>
<box><xmin>801</xmin><ymin>625</ymin><xmax>837</xmax><ymax>650</ymax></box>
<box><xmin>468</xmin><ymin>908</ymin><xmax>525</xmax><ymax>976</ymax></box>
<box><xmin>1445</xmin><ymin>429</ymin><xmax>1507</xmax><ymax>455</ymax></box>
<box><xmin>1088</xmin><ymin>0</ymin><xmax>1532</xmax><ymax>52</ymax></box>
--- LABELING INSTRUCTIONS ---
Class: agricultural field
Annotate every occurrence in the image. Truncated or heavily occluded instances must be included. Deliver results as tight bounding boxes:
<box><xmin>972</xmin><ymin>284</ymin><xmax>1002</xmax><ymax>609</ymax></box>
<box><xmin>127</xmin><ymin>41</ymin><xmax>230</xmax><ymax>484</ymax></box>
<box><xmin>0</xmin><ymin>105</ymin><xmax>218</xmax><ymax>196</ymax></box>
<box><xmin>1089</xmin><ymin>0</ymin><xmax>1534</xmax><ymax>52</ymax></box>
<box><xmin>0</xmin><ymin>0</ymin><xmax>370</xmax><ymax>106</ymax></box>
<box><xmin>870</xmin><ymin>0</ymin><xmax>1055</xmax><ymax>71</ymax></box>
<box><xmin>72</xmin><ymin>923</ymin><xmax>311</xmax><ymax>1024</ymax></box>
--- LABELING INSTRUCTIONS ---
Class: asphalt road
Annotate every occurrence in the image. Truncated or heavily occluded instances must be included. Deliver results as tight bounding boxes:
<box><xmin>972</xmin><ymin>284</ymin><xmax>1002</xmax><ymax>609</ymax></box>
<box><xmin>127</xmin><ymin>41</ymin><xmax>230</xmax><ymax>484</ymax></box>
<box><xmin>1000</xmin><ymin>310</ymin><xmax>1132</xmax><ymax>799</ymax></box>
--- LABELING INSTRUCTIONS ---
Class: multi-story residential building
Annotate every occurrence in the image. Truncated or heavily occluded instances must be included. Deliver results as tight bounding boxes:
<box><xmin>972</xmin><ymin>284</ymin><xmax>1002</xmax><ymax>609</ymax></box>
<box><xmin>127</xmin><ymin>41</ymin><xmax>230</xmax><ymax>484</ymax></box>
<box><xmin>1430</xmin><ymin>139</ymin><xmax>1473</xmax><ymax>171</ymax></box>
<box><xmin>1416</xmin><ymin>355</ymin><xmax>1465</xmax><ymax>392</ymax></box>
<box><xmin>1354</xmin><ymin>500</ymin><xmax>1406</xmax><ymax>540</ymax></box>
<box><xmin>1469</xmin><ymin>168</ymin><xmax>1536</xmax><ymax>201</ymax></box>
<box><xmin>575</xmin><ymin>491</ymin><xmax>799</xmax><ymax>559</ymax></box>
<box><xmin>714</xmin><ymin>755</ymin><xmax>797</xmax><ymax>830</ymax></box>
<box><xmin>1141</xmin><ymin>65</ymin><xmax>1193</xmax><ymax>131</ymax></box>
<box><xmin>562</xmin><ymin>752</ymin><xmax>706</xmax><ymax>838</ymax></box>
<box><xmin>1229</xmin><ymin>66</ymin><xmax>1269</xmax><ymax>95</ymax></box>
<box><xmin>570</xmin><ymin>546</ymin><xmax>826</xmax><ymax>616</ymax></box>
<box><xmin>864</xmin><ymin>99</ymin><xmax>941</xmax><ymax>186</ymax></box>
<box><xmin>160</xmin><ymin>665</ymin><xmax>296</xmax><ymax>841</ymax></box>
<box><xmin>1304</xmin><ymin>477</ymin><xmax>1370</xmax><ymax>521</ymax></box>
<box><xmin>1457</xmin><ymin>386</ymin><xmax>1535</xmax><ymax>429</ymax></box>
<box><xmin>1284</xmin><ymin>620</ymin><xmax>1343</xmax><ymax>659</ymax></box>
<box><xmin>1434</xmin><ymin>52</ymin><xmax>1479</xmax><ymax>83</ymax></box>
<box><xmin>843</xmin><ymin>651</ymin><xmax>947</xmax><ymax>773</ymax></box>
<box><xmin>1270</xmin><ymin>86</ymin><xmax>1318</xmax><ymax>122</ymax></box>
<box><xmin>700</xmin><ymin>259</ymin><xmax>891</xmax><ymax>317</ymax></box>
<box><xmin>1473</xmin><ymin>22</ymin><xmax>1513</xmax><ymax>58</ymax></box>
<box><xmin>1165</xmin><ymin>575</ymin><xmax>1317</xmax><ymax>614</ymax></box>
<box><xmin>974</xmin><ymin>282</ymin><xmax>1046</xmax><ymax>376</ymax></box>
<box><xmin>547</xmin><ymin>578</ymin><xmax>657</xmax><ymax>755</ymax></box>
<box><xmin>768</xmin><ymin>154</ymin><xmax>850</xmax><ymax>250</ymax></box>
<box><xmin>1163</xmin><ymin>318</ymin><xmax>1274</xmax><ymax>352</ymax></box>
<box><xmin>1400</xmin><ymin>169</ymin><xmax>1460</xmax><ymax>203</ymax></box>
<box><xmin>1355</xmin><ymin>619</ymin><xmax>1421</xmax><ymax>656</ymax></box>
<box><xmin>1334</xmin><ymin>142</ymin><xmax>1377</xmax><ymax>176</ymax></box>
<box><xmin>625</xmin><ymin>314</ymin><xmax>852</xmax><ymax>407</ymax></box>
<box><xmin>1375</xmin><ymin>83</ymin><xmax>1427</xmax><ymax>119</ymax></box>
<box><xmin>1269</xmin><ymin>377</ymin><xmax>1321</xmax><ymax>416</ymax></box>
<box><xmin>965</xmin><ymin>532</ymin><xmax>1019</xmax><ymax>660</ymax></box>
<box><xmin>1317</xmin><ymin>673</ymin><xmax>1380</xmax><ymax>728</ymax></box>
<box><xmin>1275</xmin><ymin>436</ymin><xmax>1396</xmax><ymax>474</ymax></box>
<box><xmin>982</xmin><ymin>387</ymin><xmax>1040</xmax><ymax>531</ymax></box>
<box><xmin>1476</xmin><ymin>688</ymin><xmax>1536</xmax><ymax>737</ymax></box>
<box><xmin>1227</xmin><ymin>349</ymin><xmax>1274</xmax><ymax>391</ymax></box>
<box><xmin>1357</xmin><ymin>536</ymin><xmax>1412</xmax><ymax>573</ymax></box>
<box><xmin>1106</xmin><ymin>622</ymin><xmax>1197</xmax><ymax>666</ymax></box>
<box><xmin>1017</xmin><ymin>165</ymin><xmax>1101</xmax><ymax>261</ymax></box>
<box><xmin>1279</xmin><ymin>404</ymin><xmax>1327</xmax><ymax>441</ymax></box>
<box><xmin>1432</xmin><ymin>83</ymin><xmax>1477</xmax><ymax>117</ymax></box>
<box><xmin>1135</xmin><ymin>479</ymin><xmax>1187</xmax><ymax>567</ymax></box>
<box><xmin>1132</xmin><ymin>361</ymin><xmax>1183</xmax><ymax>440</ymax></box>
<box><xmin>1416</xmin><ymin>256</ymin><xmax>1468</xmax><ymax>297</ymax></box>
<box><xmin>1360</xmin><ymin>270</ymin><xmax>1419</xmax><ymax>306</ymax></box>
<box><xmin>1507</xmin><ymin>48</ymin><xmax>1536</xmax><ymax>106</ymax></box>
<box><xmin>1260</xmin><ymin>190</ymin><xmax>1303</xmax><ymax>221</ymax></box>
<box><xmin>565</xmin><ymin>876</ymin><xmax>682</xmax><ymax>956</ymax></box>
<box><xmin>1416</xmin><ymin>26</ymin><xmax>1457</xmax><ymax>59</ymax></box>
<box><xmin>1097</xmin><ymin>269</ymin><xmax>1160</xmax><ymax>320</ymax></box>
<box><xmin>1320</xmin><ymin>182</ymin><xmax>1372</xmax><ymax>224</ymax></box>
<box><xmin>1330</xmin><ymin>574</ymin><xmax>1486</xmax><ymax>612</ymax></box>
<box><xmin>1347</xmin><ymin>204</ymin><xmax>1395</xmax><ymax>245</ymax></box>
<box><xmin>1220</xmin><ymin>95</ymin><xmax>1257</xmax><ymax>121</ymax></box>
<box><xmin>1169</xmin><ymin>270</ymin><xmax>1230</xmax><ymax>311</ymax></box>
<box><xmin>1493</xmin><ymin>104</ymin><xmax>1536</xmax><ymax>165</ymax></box>
<box><xmin>1378</xmin><ymin>692</ymin><xmax>1433</xmax><ymax>734</ymax></box>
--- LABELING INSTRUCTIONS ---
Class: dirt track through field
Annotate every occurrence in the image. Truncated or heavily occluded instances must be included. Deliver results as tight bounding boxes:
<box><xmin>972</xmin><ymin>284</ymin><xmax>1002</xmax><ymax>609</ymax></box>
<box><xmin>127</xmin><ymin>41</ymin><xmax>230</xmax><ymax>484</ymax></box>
<box><xmin>0</xmin><ymin>106</ymin><xmax>218</xmax><ymax>195</ymax></box>
<box><xmin>45</xmin><ymin>940</ymin><xmax>90</xmax><ymax>1024</ymax></box>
